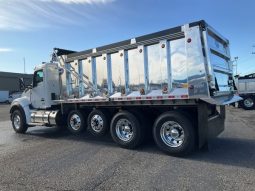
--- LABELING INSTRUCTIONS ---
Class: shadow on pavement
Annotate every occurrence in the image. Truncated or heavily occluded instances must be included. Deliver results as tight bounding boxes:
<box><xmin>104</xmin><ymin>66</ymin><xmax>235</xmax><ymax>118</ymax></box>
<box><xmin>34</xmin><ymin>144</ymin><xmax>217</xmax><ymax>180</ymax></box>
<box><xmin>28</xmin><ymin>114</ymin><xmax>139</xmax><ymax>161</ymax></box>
<box><xmin>25</xmin><ymin>126</ymin><xmax>255</xmax><ymax>170</ymax></box>
<box><xmin>190</xmin><ymin>137</ymin><xmax>255</xmax><ymax>169</ymax></box>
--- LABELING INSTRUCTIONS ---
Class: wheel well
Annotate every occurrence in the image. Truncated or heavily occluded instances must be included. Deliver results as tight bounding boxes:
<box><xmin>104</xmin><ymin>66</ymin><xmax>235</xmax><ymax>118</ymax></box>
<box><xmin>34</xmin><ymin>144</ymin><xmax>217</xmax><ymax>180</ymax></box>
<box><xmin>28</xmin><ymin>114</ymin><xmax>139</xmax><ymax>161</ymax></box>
<box><xmin>10</xmin><ymin>105</ymin><xmax>20</xmax><ymax>114</ymax></box>
<box><xmin>10</xmin><ymin>104</ymin><xmax>27</xmax><ymax>124</ymax></box>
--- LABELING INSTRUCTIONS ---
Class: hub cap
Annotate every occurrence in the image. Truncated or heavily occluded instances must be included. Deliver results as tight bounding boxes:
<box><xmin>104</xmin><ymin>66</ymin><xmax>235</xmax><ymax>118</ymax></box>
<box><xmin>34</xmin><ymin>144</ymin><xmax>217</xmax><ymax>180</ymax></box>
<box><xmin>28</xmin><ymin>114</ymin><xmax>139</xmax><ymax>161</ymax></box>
<box><xmin>244</xmin><ymin>98</ymin><xmax>254</xmax><ymax>108</ymax></box>
<box><xmin>13</xmin><ymin>114</ymin><xmax>21</xmax><ymax>130</ymax></box>
<box><xmin>70</xmin><ymin>114</ymin><xmax>81</xmax><ymax>131</ymax></box>
<box><xmin>160</xmin><ymin>121</ymin><xmax>184</xmax><ymax>148</ymax></box>
<box><xmin>91</xmin><ymin>114</ymin><xmax>103</xmax><ymax>132</ymax></box>
<box><xmin>116</xmin><ymin>119</ymin><xmax>133</xmax><ymax>142</ymax></box>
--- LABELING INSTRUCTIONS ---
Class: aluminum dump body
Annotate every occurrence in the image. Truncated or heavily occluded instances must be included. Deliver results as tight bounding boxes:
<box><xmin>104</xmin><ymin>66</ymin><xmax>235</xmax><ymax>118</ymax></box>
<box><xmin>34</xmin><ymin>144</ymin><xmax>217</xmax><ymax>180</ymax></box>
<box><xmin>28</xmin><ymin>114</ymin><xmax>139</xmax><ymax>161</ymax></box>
<box><xmin>237</xmin><ymin>73</ymin><xmax>255</xmax><ymax>94</ymax></box>
<box><xmin>55</xmin><ymin>20</ymin><xmax>240</xmax><ymax>105</ymax></box>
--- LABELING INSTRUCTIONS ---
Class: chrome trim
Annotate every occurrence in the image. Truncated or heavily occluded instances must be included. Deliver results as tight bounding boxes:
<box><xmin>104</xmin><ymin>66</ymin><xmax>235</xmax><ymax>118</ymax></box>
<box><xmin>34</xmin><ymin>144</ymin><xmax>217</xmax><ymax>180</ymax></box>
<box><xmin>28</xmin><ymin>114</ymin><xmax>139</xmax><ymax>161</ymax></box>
<box><xmin>69</xmin><ymin>113</ymin><xmax>81</xmax><ymax>131</ymax></box>
<box><xmin>13</xmin><ymin>114</ymin><xmax>21</xmax><ymax>130</ymax></box>
<box><xmin>65</xmin><ymin>63</ymin><xmax>72</xmax><ymax>96</ymax></box>
<box><xmin>91</xmin><ymin>114</ymin><xmax>104</xmax><ymax>132</ymax></box>
<box><xmin>30</xmin><ymin>110</ymin><xmax>59</xmax><ymax>125</ymax></box>
<box><xmin>166</xmin><ymin>40</ymin><xmax>172</xmax><ymax>91</ymax></box>
<box><xmin>91</xmin><ymin>57</ymin><xmax>97</xmax><ymax>94</ymax></box>
<box><xmin>124</xmin><ymin>50</ymin><xmax>130</xmax><ymax>94</ymax></box>
<box><xmin>116</xmin><ymin>119</ymin><xmax>134</xmax><ymax>142</ymax></box>
<box><xmin>106</xmin><ymin>53</ymin><xmax>113</xmax><ymax>95</ymax></box>
<box><xmin>142</xmin><ymin>45</ymin><xmax>149</xmax><ymax>94</ymax></box>
<box><xmin>160</xmin><ymin>121</ymin><xmax>184</xmax><ymax>148</ymax></box>
<box><xmin>78</xmin><ymin>59</ymin><xmax>85</xmax><ymax>97</ymax></box>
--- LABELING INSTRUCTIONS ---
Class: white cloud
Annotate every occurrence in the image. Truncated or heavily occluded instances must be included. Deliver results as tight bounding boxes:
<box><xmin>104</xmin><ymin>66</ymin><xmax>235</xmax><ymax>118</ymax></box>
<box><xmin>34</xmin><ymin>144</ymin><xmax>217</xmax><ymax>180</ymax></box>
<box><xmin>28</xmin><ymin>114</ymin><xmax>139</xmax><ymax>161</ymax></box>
<box><xmin>41</xmin><ymin>0</ymin><xmax>114</xmax><ymax>4</ymax></box>
<box><xmin>0</xmin><ymin>0</ymin><xmax>115</xmax><ymax>31</ymax></box>
<box><xmin>0</xmin><ymin>48</ymin><xmax>13</xmax><ymax>52</ymax></box>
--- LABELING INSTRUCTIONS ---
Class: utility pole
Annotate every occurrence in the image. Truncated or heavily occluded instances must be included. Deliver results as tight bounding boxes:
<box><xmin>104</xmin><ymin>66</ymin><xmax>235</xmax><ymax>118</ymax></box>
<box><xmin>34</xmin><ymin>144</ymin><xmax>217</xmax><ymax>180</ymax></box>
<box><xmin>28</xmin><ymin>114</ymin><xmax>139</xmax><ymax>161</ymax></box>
<box><xmin>23</xmin><ymin>57</ymin><xmax>26</xmax><ymax>74</ymax></box>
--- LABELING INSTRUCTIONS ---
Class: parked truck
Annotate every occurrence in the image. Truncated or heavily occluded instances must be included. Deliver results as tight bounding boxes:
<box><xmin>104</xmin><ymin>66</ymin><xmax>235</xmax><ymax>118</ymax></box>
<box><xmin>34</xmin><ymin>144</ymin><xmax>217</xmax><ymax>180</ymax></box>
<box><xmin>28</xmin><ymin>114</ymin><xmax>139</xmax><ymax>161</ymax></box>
<box><xmin>235</xmin><ymin>73</ymin><xmax>255</xmax><ymax>110</ymax></box>
<box><xmin>10</xmin><ymin>20</ymin><xmax>241</xmax><ymax>156</ymax></box>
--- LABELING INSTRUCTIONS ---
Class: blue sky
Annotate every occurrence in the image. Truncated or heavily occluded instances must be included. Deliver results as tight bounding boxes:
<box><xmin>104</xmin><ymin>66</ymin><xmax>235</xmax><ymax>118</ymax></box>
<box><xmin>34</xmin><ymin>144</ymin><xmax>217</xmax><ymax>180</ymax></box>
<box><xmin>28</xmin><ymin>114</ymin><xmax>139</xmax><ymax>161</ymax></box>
<box><xmin>0</xmin><ymin>0</ymin><xmax>254</xmax><ymax>75</ymax></box>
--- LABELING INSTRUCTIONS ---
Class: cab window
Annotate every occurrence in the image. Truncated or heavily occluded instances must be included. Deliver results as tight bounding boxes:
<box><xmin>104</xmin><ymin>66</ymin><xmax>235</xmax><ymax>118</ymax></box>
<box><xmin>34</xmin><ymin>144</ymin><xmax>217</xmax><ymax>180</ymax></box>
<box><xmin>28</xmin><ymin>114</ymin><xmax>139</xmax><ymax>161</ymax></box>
<box><xmin>33</xmin><ymin>70</ymin><xmax>44</xmax><ymax>87</ymax></box>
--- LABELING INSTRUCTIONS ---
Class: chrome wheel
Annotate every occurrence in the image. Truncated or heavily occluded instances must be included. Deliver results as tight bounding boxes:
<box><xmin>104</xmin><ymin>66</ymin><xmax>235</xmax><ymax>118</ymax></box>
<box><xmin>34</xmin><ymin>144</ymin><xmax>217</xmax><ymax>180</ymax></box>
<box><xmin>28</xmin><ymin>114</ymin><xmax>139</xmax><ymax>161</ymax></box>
<box><xmin>13</xmin><ymin>114</ymin><xmax>21</xmax><ymax>130</ymax></box>
<box><xmin>116</xmin><ymin>119</ymin><xmax>133</xmax><ymax>142</ymax></box>
<box><xmin>160</xmin><ymin>121</ymin><xmax>184</xmax><ymax>148</ymax></box>
<box><xmin>91</xmin><ymin>114</ymin><xmax>103</xmax><ymax>132</ymax></box>
<box><xmin>69</xmin><ymin>114</ymin><xmax>81</xmax><ymax>131</ymax></box>
<box><xmin>244</xmin><ymin>98</ymin><xmax>254</xmax><ymax>108</ymax></box>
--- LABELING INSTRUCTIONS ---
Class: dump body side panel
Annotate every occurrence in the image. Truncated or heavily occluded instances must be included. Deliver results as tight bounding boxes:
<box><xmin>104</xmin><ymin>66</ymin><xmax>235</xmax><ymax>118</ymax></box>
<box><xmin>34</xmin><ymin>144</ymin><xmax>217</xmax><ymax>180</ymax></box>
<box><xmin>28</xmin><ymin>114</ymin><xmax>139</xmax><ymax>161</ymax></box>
<box><xmin>53</xmin><ymin>20</ymin><xmax>239</xmax><ymax>106</ymax></box>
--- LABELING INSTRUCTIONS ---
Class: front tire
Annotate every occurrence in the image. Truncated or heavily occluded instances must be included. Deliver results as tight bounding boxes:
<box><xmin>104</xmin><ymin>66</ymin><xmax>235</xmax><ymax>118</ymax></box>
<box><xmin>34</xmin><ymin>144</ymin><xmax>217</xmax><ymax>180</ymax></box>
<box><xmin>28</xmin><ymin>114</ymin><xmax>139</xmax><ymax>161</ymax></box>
<box><xmin>153</xmin><ymin>111</ymin><xmax>195</xmax><ymax>156</ymax></box>
<box><xmin>67</xmin><ymin>110</ymin><xmax>86</xmax><ymax>134</ymax></box>
<box><xmin>11</xmin><ymin>110</ymin><xmax>28</xmax><ymax>133</ymax></box>
<box><xmin>110</xmin><ymin>111</ymin><xmax>144</xmax><ymax>149</ymax></box>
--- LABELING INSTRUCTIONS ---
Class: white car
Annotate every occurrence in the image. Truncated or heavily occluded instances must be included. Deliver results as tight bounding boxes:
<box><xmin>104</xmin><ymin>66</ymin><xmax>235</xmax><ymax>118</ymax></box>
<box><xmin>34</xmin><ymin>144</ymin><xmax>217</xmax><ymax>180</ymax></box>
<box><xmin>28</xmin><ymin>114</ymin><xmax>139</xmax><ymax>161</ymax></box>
<box><xmin>8</xmin><ymin>92</ymin><xmax>23</xmax><ymax>103</ymax></box>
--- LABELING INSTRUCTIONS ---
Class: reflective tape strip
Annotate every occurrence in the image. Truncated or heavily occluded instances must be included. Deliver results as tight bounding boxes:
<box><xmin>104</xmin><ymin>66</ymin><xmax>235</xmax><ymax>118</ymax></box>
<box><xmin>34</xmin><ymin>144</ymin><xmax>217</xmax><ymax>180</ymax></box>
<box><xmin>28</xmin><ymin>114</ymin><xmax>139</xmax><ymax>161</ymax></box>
<box><xmin>111</xmin><ymin>95</ymin><xmax>189</xmax><ymax>101</ymax></box>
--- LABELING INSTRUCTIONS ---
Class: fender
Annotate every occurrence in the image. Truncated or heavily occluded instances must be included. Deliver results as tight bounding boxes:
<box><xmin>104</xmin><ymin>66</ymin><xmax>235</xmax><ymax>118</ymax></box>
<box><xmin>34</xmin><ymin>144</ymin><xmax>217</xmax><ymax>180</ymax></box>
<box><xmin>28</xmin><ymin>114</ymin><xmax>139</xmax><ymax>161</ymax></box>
<box><xmin>10</xmin><ymin>97</ymin><xmax>31</xmax><ymax>124</ymax></box>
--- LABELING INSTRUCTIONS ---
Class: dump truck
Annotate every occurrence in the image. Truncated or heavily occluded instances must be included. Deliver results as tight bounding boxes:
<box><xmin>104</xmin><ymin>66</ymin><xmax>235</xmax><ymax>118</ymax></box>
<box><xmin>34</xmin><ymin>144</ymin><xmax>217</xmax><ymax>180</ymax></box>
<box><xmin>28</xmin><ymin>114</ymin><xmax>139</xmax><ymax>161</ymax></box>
<box><xmin>10</xmin><ymin>20</ymin><xmax>241</xmax><ymax>156</ymax></box>
<box><xmin>235</xmin><ymin>73</ymin><xmax>255</xmax><ymax>110</ymax></box>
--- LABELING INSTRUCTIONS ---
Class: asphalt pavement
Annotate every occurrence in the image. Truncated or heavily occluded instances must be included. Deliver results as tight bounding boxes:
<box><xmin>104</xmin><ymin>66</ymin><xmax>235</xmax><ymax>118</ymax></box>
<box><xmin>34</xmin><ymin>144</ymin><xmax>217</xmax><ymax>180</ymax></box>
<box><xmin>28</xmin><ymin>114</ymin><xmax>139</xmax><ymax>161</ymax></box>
<box><xmin>0</xmin><ymin>104</ymin><xmax>10</xmax><ymax>121</ymax></box>
<box><xmin>0</xmin><ymin>105</ymin><xmax>255</xmax><ymax>191</ymax></box>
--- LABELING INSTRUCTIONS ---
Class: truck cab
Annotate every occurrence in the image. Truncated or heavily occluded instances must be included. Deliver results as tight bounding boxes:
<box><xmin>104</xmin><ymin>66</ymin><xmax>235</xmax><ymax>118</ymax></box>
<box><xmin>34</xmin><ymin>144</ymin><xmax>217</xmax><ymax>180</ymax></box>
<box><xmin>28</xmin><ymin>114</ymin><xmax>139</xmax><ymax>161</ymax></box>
<box><xmin>30</xmin><ymin>64</ymin><xmax>60</xmax><ymax>109</ymax></box>
<box><xmin>10</xmin><ymin>63</ymin><xmax>62</xmax><ymax>134</ymax></box>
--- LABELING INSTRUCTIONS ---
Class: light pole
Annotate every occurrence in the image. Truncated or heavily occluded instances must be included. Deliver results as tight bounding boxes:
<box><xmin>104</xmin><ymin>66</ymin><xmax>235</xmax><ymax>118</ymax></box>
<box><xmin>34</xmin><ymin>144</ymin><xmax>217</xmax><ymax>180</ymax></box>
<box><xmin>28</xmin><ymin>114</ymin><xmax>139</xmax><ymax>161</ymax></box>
<box><xmin>232</xmin><ymin>56</ymin><xmax>238</xmax><ymax>76</ymax></box>
<box><xmin>23</xmin><ymin>57</ymin><xmax>26</xmax><ymax>74</ymax></box>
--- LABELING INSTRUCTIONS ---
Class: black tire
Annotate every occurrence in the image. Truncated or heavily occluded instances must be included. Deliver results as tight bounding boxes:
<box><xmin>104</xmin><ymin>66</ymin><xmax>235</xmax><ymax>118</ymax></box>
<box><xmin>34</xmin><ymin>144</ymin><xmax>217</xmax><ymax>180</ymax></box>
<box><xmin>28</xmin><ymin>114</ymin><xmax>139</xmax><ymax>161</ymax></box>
<box><xmin>87</xmin><ymin>109</ymin><xmax>109</xmax><ymax>137</ymax></box>
<box><xmin>241</xmin><ymin>97</ymin><xmax>255</xmax><ymax>110</ymax></box>
<box><xmin>153</xmin><ymin>111</ymin><xmax>195</xmax><ymax>156</ymax></box>
<box><xmin>67</xmin><ymin>110</ymin><xmax>86</xmax><ymax>134</ymax></box>
<box><xmin>130</xmin><ymin>109</ymin><xmax>153</xmax><ymax>141</ymax></box>
<box><xmin>11</xmin><ymin>110</ymin><xmax>28</xmax><ymax>134</ymax></box>
<box><xmin>110</xmin><ymin>111</ymin><xmax>144</xmax><ymax>149</ymax></box>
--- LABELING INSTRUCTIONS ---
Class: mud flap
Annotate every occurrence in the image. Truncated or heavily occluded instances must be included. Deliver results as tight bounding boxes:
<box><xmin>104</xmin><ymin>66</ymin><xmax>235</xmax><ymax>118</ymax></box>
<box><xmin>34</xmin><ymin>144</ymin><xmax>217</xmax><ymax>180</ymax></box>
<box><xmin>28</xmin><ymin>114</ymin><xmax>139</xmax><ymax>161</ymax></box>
<box><xmin>198</xmin><ymin>102</ymin><xmax>225</xmax><ymax>149</ymax></box>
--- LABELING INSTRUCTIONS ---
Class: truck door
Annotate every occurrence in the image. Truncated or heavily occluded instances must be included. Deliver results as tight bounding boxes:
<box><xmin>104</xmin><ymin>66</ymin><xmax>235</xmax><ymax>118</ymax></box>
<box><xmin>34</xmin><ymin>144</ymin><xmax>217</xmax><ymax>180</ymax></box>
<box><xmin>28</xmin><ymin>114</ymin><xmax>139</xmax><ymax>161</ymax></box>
<box><xmin>31</xmin><ymin>69</ymin><xmax>46</xmax><ymax>109</ymax></box>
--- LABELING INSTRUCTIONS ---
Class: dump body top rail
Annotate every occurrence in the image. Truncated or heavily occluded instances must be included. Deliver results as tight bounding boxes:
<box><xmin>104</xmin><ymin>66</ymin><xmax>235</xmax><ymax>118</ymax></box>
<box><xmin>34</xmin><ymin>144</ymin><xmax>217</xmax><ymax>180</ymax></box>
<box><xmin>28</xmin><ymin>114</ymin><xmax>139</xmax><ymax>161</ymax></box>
<box><xmin>64</xmin><ymin>21</ymin><xmax>207</xmax><ymax>62</ymax></box>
